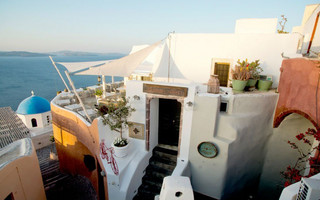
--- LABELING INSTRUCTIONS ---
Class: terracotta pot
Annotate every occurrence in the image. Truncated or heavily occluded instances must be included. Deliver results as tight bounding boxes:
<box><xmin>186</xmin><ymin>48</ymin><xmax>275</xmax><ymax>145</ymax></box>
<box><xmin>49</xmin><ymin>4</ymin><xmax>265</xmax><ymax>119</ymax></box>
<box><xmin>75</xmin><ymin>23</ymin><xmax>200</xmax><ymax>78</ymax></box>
<box><xmin>112</xmin><ymin>142</ymin><xmax>129</xmax><ymax>158</ymax></box>
<box><xmin>232</xmin><ymin>79</ymin><xmax>248</xmax><ymax>92</ymax></box>
<box><xmin>258</xmin><ymin>80</ymin><xmax>273</xmax><ymax>91</ymax></box>
<box><xmin>207</xmin><ymin>75</ymin><xmax>220</xmax><ymax>94</ymax></box>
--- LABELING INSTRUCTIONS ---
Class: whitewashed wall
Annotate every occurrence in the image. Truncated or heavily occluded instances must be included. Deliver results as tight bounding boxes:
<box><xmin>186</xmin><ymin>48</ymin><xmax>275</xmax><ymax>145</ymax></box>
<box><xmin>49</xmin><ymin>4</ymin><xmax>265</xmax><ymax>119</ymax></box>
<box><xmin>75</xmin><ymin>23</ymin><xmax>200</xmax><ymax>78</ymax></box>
<box><xmin>189</xmin><ymin>92</ymin><xmax>278</xmax><ymax>199</ymax></box>
<box><xmin>126</xmin><ymin>80</ymin><xmax>281</xmax><ymax>199</ymax></box>
<box><xmin>153</xmin><ymin>33</ymin><xmax>300</xmax><ymax>87</ymax></box>
<box><xmin>123</xmin><ymin>80</ymin><xmax>319</xmax><ymax>199</ymax></box>
<box><xmin>17</xmin><ymin>111</ymin><xmax>51</xmax><ymax>129</ymax></box>
<box><xmin>258</xmin><ymin>114</ymin><xmax>316</xmax><ymax>200</ymax></box>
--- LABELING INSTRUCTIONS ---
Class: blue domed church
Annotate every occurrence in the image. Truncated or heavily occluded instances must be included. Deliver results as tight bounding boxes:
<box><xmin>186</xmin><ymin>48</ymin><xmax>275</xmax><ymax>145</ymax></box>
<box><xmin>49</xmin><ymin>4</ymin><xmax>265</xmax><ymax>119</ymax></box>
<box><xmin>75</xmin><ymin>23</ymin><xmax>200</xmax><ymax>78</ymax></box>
<box><xmin>16</xmin><ymin>91</ymin><xmax>52</xmax><ymax>129</ymax></box>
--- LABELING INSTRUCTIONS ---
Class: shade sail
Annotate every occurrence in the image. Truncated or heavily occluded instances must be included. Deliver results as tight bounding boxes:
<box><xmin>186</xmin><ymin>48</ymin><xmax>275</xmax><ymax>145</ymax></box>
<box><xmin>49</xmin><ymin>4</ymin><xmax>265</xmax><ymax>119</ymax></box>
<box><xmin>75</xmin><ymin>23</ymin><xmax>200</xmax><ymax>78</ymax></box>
<box><xmin>75</xmin><ymin>41</ymin><xmax>162</xmax><ymax>77</ymax></box>
<box><xmin>57</xmin><ymin>60</ymin><xmax>108</xmax><ymax>73</ymax></box>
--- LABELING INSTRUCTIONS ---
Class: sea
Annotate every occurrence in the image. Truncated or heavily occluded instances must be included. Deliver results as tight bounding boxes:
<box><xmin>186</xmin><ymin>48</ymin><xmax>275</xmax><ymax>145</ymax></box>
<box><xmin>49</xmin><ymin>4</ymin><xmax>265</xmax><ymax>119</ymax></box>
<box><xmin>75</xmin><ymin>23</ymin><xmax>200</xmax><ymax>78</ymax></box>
<box><xmin>0</xmin><ymin>55</ymin><xmax>123</xmax><ymax>111</ymax></box>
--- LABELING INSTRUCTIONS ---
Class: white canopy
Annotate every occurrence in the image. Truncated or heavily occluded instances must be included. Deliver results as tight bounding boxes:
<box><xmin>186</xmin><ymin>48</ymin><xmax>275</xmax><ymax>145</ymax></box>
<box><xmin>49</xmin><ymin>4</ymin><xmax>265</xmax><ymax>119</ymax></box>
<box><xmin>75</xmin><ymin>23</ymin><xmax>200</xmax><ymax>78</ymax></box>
<box><xmin>57</xmin><ymin>60</ymin><xmax>108</xmax><ymax>73</ymax></box>
<box><xmin>75</xmin><ymin>41</ymin><xmax>162</xmax><ymax>77</ymax></box>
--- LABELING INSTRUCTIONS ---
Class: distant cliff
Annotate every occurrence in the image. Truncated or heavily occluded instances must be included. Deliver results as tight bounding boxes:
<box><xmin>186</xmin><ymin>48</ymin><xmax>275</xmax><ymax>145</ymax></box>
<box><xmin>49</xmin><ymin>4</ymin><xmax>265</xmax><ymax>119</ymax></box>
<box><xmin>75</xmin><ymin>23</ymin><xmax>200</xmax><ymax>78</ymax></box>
<box><xmin>0</xmin><ymin>51</ymin><xmax>52</xmax><ymax>57</ymax></box>
<box><xmin>0</xmin><ymin>51</ymin><xmax>125</xmax><ymax>58</ymax></box>
<box><xmin>52</xmin><ymin>51</ymin><xmax>125</xmax><ymax>57</ymax></box>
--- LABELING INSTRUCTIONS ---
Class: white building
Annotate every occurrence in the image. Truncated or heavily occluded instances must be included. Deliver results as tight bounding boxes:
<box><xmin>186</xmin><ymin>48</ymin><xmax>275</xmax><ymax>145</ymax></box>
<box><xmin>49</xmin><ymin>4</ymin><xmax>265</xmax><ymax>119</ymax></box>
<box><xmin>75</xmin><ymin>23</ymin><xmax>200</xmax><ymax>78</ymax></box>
<box><xmin>16</xmin><ymin>91</ymin><xmax>53</xmax><ymax>149</ymax></box>
<box><xmin>50</xmin><ymin>4</ymin><xmax>320</xmax><ymax>200</ymax></box>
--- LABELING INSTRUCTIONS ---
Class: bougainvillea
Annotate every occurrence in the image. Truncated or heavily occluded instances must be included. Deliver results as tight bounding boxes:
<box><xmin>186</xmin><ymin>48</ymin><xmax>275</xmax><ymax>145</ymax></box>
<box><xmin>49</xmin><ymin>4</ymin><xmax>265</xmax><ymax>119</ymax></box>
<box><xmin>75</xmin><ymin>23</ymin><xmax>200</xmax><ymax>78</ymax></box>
<box><xmin>281</xmin><ymin>128</ymin><xmax>320</xmax><ymax>187</ymax></box>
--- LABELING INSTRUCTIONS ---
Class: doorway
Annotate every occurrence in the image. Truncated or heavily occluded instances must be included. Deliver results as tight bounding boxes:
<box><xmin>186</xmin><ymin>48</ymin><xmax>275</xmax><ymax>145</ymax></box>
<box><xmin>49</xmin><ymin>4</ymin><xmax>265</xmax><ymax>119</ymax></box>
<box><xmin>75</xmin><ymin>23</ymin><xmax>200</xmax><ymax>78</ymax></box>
<box><xmin>158</xmin><ymin>99</ymin><xmax>181</xmax><ymax>147</ymax></box>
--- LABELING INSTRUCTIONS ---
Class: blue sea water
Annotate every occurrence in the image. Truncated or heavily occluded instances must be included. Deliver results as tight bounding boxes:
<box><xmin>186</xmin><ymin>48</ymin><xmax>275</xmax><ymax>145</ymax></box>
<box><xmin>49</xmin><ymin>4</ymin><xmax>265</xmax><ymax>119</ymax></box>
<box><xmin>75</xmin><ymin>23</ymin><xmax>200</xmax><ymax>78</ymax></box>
<box><xmin>0</xmin><ymin>55</ymin><xmax>123</xmax><ymax>111</ymax></box>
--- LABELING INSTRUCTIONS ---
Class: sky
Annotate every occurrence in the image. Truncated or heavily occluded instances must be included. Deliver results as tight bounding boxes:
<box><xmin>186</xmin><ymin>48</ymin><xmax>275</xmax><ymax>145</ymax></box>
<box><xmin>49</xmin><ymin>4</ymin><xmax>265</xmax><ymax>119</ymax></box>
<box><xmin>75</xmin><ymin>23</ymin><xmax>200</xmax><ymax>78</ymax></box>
<box><xmin>0</xmin><ymin>0</ymin><xmax>319</xmax><ymax>54</ymax></box>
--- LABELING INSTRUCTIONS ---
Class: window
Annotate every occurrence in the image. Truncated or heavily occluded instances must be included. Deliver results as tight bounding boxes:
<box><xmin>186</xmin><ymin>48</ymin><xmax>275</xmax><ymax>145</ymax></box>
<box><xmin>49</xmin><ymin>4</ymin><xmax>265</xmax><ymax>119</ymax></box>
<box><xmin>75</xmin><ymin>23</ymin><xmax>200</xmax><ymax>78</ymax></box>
<box><xmin>214</xmin><ymin>63</ymin><xmax>230</xmax><ymax>87</ymax></box>
<box><xmin>47</xmin><ymin>115</ymin><xmax>50</xmax><ymax>124</ymax></box>
<box><xmin>211</xmin><ymin>58</ymin><xmax>233</xmax><ymax>87</ymax></box>
<box><xmin>31</xmin><ymin>118</ymin><xmax>37</xmax><ymax>127</ymax></box>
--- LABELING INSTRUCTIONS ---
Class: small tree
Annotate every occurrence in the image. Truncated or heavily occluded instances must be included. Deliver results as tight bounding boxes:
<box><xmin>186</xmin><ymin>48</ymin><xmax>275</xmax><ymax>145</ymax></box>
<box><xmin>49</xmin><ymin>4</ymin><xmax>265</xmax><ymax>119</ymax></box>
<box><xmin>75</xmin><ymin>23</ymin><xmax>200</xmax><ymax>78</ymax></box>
<box><xmin>99</xmin><ymin>95</ymin><xmax>136</xmax><ymax>147</ymax></box>
<box><xmin>278</xmin><ymin>15</ymin><xmax>289</xmax><ymax>34</ymax></box>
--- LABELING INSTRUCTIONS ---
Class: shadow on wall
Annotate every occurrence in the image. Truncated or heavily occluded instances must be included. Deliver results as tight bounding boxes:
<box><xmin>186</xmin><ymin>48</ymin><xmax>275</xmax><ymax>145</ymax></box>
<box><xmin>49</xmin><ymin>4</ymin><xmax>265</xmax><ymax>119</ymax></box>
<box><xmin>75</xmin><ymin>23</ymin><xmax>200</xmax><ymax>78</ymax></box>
<box><xmin>54</xmin><ymin>126</ymin><xmax>106</xmax><ymax>199</ymax></box>
<box><xmin>51</xmin><ymin>105</ymin><xmax>107</xmax><ymax>200</ymax></box>
<box><xmin>45</xmin><ymin>174</ymin><xmax>97</xmax><ymax>200</ymax></box>
<box><xmin>258</xmin><ymin>113</ymin><xmax>316</xmax><ymax>200</ymax></box>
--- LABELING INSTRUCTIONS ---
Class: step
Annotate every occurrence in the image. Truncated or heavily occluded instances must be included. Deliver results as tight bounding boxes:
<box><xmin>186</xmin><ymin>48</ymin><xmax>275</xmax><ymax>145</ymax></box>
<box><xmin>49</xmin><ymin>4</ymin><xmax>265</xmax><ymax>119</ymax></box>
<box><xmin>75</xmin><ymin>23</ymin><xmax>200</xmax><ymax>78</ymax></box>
<box><xmin>153</xmin><ymin>146</ymin><xmax>178</xmax><ymax>156</ymax></box>
<box><xmin>137</xmin><ymin>185</ymin><xmax>160</xmax><ymax>199</ymax></box>
<box><xmin>41</xmin><ymin>163</ymin><xmax>60</xmax><ymax>173</ymax></box>
<box><xmin>134</xmin><ymin>189</ymin><xmax>158</xmax><ymax>200</ymax></box>
<box><xmin>133</xmin><ymin>192</ymin><xmax>156</xmax><ymax>200</ymax></box>
<box><xmin>142</xmin><ymin>177</ymin><xmax>163</xmax><ymax>190</ymax></box>
<box><xmin>157</xmin><ymin>144</ymin><xmax>178</xmax><ymax>151</ymax></box>
<box><xmin>134</xmin><ymin>145</ymin><xmax>178</xmax><ymax>200</ymax></box>
<box><xmin>142</xmin><ymin>172</ymin><xmax>165</xmax><ymax>185</ymax></box>
<box><xmin>44</xmin><ymin>174</ymin><xmax>70</xmax><ymax>190</ymax></box>
<box><xmin>149</xmin><ymin>156</ymin><xmax>177</xmax><ymax>169</ymax></box>
<box><xmin>146</xmin><ymin>170</ymin><xmax>169</xmax><ymax>180</ymax></box>
<box><xmin>153</xmin><ymin>151</ymin><xmax>177</xmax><ymax>163</ymax></box>
<box><xmin>44</xmin><ymin>174</ymin><xmax>69</xmax><ymax>188</ymax></box>
<box><xmin>146</xmin><ymin>163</ymin><xmax>174</xmax><ymax>176</ymax></box>
<box><xmin>139</xmin><ymin>182</ymin><xmax>161</xmax><ymax>194</ymax></box>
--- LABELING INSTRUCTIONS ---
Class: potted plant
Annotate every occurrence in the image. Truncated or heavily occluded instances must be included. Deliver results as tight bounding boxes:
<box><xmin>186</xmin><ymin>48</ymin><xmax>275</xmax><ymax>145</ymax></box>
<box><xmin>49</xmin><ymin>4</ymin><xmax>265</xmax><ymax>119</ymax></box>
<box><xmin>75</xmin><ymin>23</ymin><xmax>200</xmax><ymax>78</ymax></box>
<box><xmin>247</xmin><ymin>59</ymin><xmax>262</xmax><ymax>89</ymax></box>
<box><xmin>231</xmin><ymin>59</ymin><xmax>251</xmax><ymax>92</ymax></box>
<box><xmin>99</xmin><ymin>96</ymin><xmax>136</xmax><ymax>157</ymax></box>
<box><xmin>257</xmin><ymin>79</ymin><xmax>273</xmax><ymax>91</ymax></box>
<box><xmin>95</xmin><ymin>89</ymin><xmax>103</xmax><ymax>104</ymax></box>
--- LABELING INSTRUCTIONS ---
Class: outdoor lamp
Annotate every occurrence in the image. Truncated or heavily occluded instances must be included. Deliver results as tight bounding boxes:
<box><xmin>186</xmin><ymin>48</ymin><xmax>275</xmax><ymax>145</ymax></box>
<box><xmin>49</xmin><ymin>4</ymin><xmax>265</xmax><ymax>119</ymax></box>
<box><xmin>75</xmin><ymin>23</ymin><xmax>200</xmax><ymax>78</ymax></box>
<box><xmin>186</xmin><ymin>101</ymin><xmax>193</xmax><ymax>107</ymax></box>
<box><xmin>133</xmin><ymin>95</ymin><xmax>140</xmax><ymax>101</ymax></box>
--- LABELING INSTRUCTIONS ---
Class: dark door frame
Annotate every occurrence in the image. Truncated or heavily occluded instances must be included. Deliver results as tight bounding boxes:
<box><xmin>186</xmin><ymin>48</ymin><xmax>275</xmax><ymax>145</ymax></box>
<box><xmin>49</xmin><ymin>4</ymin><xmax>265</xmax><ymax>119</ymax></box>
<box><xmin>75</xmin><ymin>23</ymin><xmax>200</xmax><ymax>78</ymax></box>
<box><xmin>145</xmin><ymin>94</ymin><xmax>184</xmax><ymax>155</ymax></box>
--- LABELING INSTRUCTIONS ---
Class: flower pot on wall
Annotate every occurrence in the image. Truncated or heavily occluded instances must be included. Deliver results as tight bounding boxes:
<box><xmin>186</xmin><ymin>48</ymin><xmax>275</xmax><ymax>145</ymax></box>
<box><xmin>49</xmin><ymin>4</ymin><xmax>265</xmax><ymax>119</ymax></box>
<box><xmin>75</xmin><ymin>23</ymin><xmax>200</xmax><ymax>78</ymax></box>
<box><xmin>246</xmin><ymin>79</ymin><xmax>258</xmax><ymax>91</ymax></box>
<box><xmin>112</xmin><ymin>143</ymin><xmax>129</xmax><ymax>158</ymax></box>
<box><xmin>232</xmin><ymin>79</ymin><xmax>248</xmax><ymax>92</ymax></box>
<box><xmin>246</xmin><ymin>79</ymin><xmax>258</xmax><ymax>87</ymax></box>
<box><xmin>257</xmin><ymin>80</ymin><xmax>273</xmax><ymax>91</ymax></box>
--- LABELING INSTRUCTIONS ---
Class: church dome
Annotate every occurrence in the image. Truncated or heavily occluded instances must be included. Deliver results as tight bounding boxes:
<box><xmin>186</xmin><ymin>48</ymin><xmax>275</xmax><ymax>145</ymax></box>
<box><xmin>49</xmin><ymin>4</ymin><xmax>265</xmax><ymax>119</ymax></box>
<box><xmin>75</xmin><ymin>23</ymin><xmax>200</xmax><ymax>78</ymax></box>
<box><xmin>16</xmin><ymin>92</ymin><xmax>51</xmax><ymax>115</ymax></box>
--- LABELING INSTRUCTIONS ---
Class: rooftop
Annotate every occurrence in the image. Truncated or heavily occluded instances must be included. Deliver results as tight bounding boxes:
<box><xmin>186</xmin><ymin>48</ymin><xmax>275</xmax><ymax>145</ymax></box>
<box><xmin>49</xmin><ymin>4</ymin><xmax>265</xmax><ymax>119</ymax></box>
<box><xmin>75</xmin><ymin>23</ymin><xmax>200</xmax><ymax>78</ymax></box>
<box><xmin>16</xmin><ymin>93</ymin><xmax>51</xmax><ymax>115</ymax></box>
<box><xmin>0</xmin><ymin>107</ymin><xmax>30</xmax><ymax>148</ymax></box>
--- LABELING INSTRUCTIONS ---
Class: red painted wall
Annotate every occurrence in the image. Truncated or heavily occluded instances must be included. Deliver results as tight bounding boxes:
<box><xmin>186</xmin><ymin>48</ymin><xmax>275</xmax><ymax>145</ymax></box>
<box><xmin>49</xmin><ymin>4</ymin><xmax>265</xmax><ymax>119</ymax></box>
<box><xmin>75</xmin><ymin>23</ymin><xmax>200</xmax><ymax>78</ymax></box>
<box><xmin>274</xmin><ymin>58</ymin><xmax>320</xmax><ymax>131</ymax></box>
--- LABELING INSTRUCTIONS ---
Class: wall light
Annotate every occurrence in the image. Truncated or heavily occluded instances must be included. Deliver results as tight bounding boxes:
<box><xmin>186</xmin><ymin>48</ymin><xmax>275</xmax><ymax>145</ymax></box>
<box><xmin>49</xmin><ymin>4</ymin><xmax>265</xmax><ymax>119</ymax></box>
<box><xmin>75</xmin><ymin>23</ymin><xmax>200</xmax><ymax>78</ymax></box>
<box><xmin>133</xmin><ymin>95</ymin><xmax>140</xmax><ymax>101</ymax></box>
<box><xmin>186</xmin><ymin>101</ymin><xmax>193</xmax><ymax>107</ymax></box>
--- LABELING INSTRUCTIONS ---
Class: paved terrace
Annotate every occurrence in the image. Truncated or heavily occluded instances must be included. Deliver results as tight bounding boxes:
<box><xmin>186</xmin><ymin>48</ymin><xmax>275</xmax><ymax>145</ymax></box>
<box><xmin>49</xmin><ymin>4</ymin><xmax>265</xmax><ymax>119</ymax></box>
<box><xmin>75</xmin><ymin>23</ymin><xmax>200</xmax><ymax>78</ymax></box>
<box><xmin>53</xmin><ymin>82</ymin><xmax>125</xmax><ymax>123</ymax></box>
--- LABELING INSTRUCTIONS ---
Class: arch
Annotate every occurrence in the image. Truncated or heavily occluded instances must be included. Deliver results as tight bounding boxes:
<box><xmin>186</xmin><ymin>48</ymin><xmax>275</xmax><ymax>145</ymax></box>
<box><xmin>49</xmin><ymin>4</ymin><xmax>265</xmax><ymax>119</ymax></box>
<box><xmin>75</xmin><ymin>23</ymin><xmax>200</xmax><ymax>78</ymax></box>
<box><xmin>274</xmin><ymin>109</ymin><xmax>320</xmax><ymax>131</ymax></box>
<box><xmin>31</xmin><ymin>118</ymin><xmax>37</xmax><ymax>127</ymax></box>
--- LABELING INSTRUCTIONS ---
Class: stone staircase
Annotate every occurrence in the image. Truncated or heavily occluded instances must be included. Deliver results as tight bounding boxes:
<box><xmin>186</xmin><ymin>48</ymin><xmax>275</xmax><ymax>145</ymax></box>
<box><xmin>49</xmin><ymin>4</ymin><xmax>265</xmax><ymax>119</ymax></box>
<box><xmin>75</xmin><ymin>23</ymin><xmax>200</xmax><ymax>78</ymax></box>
<box><xmin>37</xmin><ymin>144</ymin><xmax>70</xmax><ymax>191</ymax></box>
<box><xmin>134</xmin><ymin>144</ymin><xmax>178</xmax><ymax>200</ymax></box>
